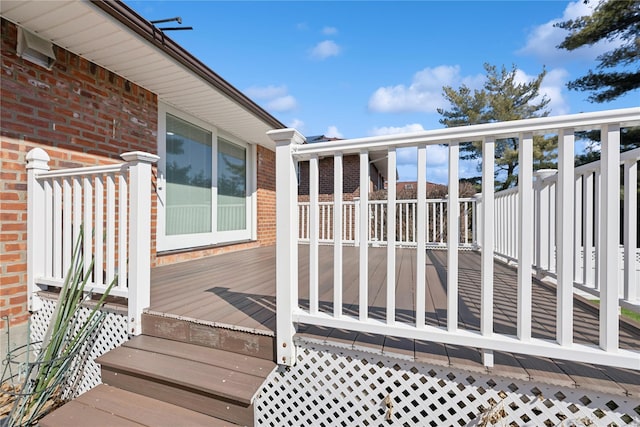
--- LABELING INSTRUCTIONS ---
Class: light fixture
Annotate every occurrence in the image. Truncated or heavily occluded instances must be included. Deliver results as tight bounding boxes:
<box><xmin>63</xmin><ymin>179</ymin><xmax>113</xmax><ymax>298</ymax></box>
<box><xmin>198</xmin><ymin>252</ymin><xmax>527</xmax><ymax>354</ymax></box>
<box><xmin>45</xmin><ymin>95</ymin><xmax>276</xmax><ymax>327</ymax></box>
<box><xmin>17</xmin><ymin>27</ymin><xmax>56</xmax><ymax>70</ymax></box>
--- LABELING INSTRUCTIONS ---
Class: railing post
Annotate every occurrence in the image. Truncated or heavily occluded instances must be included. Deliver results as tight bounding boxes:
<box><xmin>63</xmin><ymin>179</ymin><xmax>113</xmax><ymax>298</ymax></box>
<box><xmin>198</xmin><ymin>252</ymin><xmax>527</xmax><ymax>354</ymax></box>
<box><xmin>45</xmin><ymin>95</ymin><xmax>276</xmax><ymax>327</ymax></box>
<box><xmin>533</xmin><ymin>169</ymin><xmax>557</xmax><ymax>276</ymax></box>
<box><xmin>359</xmin><ymin>150</ymin><xmax>369</xmax><ymax>321</ymax></box>
<box><xmin>268</xmin><ymin>128</ymin><xmax>305</xmax><ymax>366</ymax></box>
<box><xmin>26</xmin><ymin>148</ymin><xmax>50</xmax><ymax>312</ymax></box>
<box><xmin>447</xmin><ymin>143</ymin><xmax>459</xmax><ymax>333</ymax></box>
<box><xmin>599</xmin><ymin>124</ymin><xmax>620</xmax><ymax>352</ymax></box>
<box><xmin>517</xmin><ymin>132</ymin><xmax>534</xmax><ymax>341</ymax></box>
<box><xmin>481</xmin><ymin>137</ymin><xmax>495</xmax><ymax>367</ymax></box>
<box><xmin>473</xmin><ymin>192</ymin><xmax>482</xmax><ymax>248</ymax></box>
<box><xmin>121</xmin><ymin>151</ymin><xmax>159</xmax><ymax>336</ymax></box>
<box><xmin>623</xmin><ymin>158</ymin><xmax>638</xmax><ymax>304</ymax></box>
<box><xmin>353</xmin><ymin>197</ymin><xmax>360</xmax><ymax>247</ymax></box>
<box><xmin>556</xmin><ymin>129</ymin><xmax>574</xmax><ymax>347</ymax></box>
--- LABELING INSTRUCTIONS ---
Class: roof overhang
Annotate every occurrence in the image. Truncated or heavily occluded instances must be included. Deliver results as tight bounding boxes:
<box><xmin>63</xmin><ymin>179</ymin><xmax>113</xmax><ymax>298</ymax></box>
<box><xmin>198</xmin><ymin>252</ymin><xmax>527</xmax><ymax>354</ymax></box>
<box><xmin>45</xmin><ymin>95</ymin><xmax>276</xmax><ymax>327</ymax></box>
<box><xmin>368</xmin><ymin>151</ymin><xmax>389</xmax><ymax>181</ymax></box>
<box><xmin>0</xmin><ymin>0</ymin><xmax>285</xmax><ymax>149</ymax></box>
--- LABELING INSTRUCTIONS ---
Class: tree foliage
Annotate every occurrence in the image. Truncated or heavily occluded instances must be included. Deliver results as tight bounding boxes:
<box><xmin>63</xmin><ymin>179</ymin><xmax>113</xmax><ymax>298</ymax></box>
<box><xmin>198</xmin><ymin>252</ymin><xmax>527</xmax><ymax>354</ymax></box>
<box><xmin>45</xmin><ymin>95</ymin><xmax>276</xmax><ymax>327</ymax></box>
<box><xmin>556</xmin><ymin>0</ymin><xmax>640</xmax><ymax>103</ymax></box>
<box><xmin>574</xmin><ymin>127</ymin><xmax>640</xmax><ymax>166</ymax></box>
<box><xmin>437</xmin><ymin>63</ymin><xmax>557</xmax><ymax>190</ymax></box>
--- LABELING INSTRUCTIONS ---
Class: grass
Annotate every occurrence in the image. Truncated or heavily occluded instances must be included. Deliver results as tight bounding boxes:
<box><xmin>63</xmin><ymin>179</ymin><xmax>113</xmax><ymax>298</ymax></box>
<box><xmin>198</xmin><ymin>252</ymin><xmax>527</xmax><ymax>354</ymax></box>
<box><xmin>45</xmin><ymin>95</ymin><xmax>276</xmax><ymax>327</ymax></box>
<box><xmin>621</xmin><ymin>307</ymin><xmax>640</xmax><ymax>323</ymax></box>
<box><xmin>590</xmin><ymin>299</ymin><xmax>640</xmax><ymax>324</ymax></box>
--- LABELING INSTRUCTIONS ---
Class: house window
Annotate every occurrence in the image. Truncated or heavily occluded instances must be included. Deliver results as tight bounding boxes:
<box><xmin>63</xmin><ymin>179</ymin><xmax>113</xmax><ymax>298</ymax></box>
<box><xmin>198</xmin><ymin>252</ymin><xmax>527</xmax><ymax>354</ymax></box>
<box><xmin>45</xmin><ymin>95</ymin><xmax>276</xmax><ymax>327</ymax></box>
<box><xmin>165</xmin><ymin>114</ymin><xmax>212</xmax><ymax>236</ymax></box>
<box><xmin>217</xmin><ymin>138</ymin><xmax>246</xmax><ymax>232</ymax></box>
<box><xmin>157</xmin><ymin>105</ymin><xmax>253</xmax><ymax>251</ymax></box>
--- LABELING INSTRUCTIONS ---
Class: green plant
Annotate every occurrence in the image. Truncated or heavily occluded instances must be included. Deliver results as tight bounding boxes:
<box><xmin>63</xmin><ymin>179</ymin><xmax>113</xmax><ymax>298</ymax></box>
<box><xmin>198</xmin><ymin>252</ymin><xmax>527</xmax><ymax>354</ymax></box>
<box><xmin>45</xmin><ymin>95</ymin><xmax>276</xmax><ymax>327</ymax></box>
<box><xmin>5</xmin><ymin>227</ymin><xmax>116</xmax><ymax>426</ymax></box>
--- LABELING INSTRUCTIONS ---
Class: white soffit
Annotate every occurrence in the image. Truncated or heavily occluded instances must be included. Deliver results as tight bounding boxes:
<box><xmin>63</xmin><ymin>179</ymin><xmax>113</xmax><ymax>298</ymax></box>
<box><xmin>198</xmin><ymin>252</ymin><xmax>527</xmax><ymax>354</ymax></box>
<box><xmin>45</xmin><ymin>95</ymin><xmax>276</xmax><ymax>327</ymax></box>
<box><xmin>0</xmin><ymin>0</ymin><xmax>281</xmax><ymax>148</ymax></box>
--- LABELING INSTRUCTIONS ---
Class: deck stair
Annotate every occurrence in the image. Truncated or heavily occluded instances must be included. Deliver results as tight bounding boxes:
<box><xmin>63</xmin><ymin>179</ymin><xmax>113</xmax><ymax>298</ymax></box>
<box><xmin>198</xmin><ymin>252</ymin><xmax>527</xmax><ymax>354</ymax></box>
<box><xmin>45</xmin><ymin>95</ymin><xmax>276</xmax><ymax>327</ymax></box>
<box><xmin>39</xmin><ymin>384</ymin><xmax>239</xmax><ymax>427</ymax></box>
<box><xmin>40</xmin><ymin>315</ymin><xmax>276</xmax><ymax>426</ymax></box>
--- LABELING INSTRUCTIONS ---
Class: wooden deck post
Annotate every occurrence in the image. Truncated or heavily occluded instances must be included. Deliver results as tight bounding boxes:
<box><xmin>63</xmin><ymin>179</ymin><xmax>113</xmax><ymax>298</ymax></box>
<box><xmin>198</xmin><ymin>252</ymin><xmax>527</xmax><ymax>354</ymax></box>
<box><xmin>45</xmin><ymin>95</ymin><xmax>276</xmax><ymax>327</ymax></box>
<box><xmin>26</xmin><ymin>148</ymin><xmax>51</xmax><ymax>312</ymax></box>
<box><xmin>121</xmin><ymin>151</ymin><xmax>159</xmax><ymax>336</ymax></box>
<box><xmin>268</xmin><ymin>129</ymin><xmax>305</xmax><ymax>366</ymax></box>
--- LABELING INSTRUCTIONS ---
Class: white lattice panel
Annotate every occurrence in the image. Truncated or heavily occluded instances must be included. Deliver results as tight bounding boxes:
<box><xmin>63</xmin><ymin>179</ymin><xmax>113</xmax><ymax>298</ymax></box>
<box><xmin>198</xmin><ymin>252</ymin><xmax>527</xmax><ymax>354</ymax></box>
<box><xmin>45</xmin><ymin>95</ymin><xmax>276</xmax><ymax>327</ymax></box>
<box><xmin>30</xmin><ymin>297</ymin><xmax>129</xmax><ymax>397</ymax></box>
<box><xmin>255</xmin><ymin>343</ymin><xmax>640</xmax><ymax>426</ymax></box>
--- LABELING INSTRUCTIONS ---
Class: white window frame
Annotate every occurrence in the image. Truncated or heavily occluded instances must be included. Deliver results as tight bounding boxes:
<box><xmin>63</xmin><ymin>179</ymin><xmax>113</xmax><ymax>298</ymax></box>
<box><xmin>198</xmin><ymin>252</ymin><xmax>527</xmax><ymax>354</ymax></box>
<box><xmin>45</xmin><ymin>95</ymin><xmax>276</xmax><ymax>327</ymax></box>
<box><xmin>156</xmin><ymin>103</ymin><xmax>254</xmax><ymax>252</ymax></box>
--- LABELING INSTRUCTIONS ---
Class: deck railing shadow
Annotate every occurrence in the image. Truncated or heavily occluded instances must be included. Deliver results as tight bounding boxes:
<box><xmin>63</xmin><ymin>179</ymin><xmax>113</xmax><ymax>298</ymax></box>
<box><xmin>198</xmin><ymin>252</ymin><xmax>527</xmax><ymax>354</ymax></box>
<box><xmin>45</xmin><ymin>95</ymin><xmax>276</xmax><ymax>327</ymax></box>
<box><xmin>206</xmin><ymin>286</ymin><xmax>277</xmax><ymax>331</ymax></box>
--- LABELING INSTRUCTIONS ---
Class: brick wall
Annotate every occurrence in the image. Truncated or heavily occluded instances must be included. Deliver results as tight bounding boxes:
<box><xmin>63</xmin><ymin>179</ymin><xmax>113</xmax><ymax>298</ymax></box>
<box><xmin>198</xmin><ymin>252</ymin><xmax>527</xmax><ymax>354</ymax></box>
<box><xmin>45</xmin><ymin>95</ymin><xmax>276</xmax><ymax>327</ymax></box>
<box><xmin>0</xmin><ymin>19</ymin><xmax>158</xmax><ymax>331</ymax></box>
<box><xmin>298</xmin><ymin>154</ymin><xmax>385</xmax><ymax>202</ymax></box>
<box><xmin>257</xmin><ymin>145</ymin><xmax>276</xmax><ymax>245</ymax></box>
<box><xmin>1</xmin><ymin>20</ymin><xmax>157</xmax><ymax>156</ymax></box>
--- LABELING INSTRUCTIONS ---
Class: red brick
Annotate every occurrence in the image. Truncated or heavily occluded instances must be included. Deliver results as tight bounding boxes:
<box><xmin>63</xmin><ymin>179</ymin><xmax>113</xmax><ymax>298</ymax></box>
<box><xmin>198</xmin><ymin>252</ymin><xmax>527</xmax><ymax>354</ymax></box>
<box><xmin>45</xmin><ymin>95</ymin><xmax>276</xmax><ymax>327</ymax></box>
<box><xmin>0</xmin><ymin>275</ymin><xmax>20</xmax><ymax>285</ymax></box>
<box><xmin>6</xmin><ymin>263</ymin><xmax>26</xmax><ymax>272</ymax></box>
<box><xmin>9</xmin><ymin>295</ymin><xmax>27</xmax><ymax>305</ymax></box>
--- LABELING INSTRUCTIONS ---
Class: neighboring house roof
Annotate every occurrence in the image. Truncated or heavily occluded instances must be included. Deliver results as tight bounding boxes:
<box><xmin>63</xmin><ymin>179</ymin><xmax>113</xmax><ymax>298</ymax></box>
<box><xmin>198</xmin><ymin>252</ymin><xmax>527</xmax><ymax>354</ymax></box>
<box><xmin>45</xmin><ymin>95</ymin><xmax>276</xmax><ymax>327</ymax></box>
<box><xmin>0</xmin><ymin>0</ymin><xmax>285</xmax><ymax>148</ymax></box>
<box><xmin>306</xmin><ymin>135</ymin><xmax>343</xmax><ymax>144</ymax></box>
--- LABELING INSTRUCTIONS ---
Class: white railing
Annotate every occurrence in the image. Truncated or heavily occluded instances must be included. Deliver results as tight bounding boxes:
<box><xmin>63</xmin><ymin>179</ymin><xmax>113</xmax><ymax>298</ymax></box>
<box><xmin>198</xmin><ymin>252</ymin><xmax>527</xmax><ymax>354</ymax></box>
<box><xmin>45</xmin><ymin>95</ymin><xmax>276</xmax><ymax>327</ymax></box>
<box><xmin>26</xmin><ymin>148</ymin><xmax>158</xmax><ymax>335</ymax></box>
<box><xmin>269</xmin><ymin>108</ymin><xmax>640</xmax><ymax>369</ymax></box>
<box><xmin>298</xmin><ymin>198</ymin><xmax>477</xmax><ymax>247</ymax></box>
<box><xmin>494</xmin><ymin>148</ymin><xmax>640</xmax><ymax>310</ymax></box>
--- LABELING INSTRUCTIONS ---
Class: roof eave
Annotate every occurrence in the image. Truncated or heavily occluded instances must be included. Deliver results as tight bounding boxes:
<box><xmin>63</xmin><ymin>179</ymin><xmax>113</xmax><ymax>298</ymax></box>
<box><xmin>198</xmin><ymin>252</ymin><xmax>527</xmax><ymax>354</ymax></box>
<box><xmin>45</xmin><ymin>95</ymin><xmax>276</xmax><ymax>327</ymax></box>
<box><xmin>89</xmin><ymin>0</ymin><xmax>285</xmax><ymax>131</ymax></box>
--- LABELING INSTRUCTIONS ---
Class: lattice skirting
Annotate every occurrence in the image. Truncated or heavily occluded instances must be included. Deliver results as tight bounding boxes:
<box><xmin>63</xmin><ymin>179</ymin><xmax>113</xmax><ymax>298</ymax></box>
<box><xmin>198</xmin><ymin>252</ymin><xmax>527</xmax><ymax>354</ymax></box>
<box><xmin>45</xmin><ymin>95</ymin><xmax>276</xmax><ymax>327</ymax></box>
<box><xmin>255</xmin><ymin>342</ymin><xmax>640</xmax><ymax>426</ymax></box>
<box><xmin>30</xmin><ymin>296</ymin><xmax>129</xmax><ymax>398</ymax></box>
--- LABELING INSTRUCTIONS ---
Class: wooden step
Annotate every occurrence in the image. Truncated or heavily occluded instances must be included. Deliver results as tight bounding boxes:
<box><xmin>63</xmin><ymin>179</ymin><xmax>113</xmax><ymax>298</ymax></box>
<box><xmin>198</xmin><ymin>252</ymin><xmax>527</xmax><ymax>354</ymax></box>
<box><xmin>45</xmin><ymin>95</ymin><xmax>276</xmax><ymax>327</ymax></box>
<box><xmin>96</xmin><ymin>335</ymin><xmax>275</xmax><ymax>426</ymax></box>
<box><xmin>39</xmin><ymin>384</ymin><xmax>239</xmax><ymax>427</ymax></box>
<box><xmin>142</xmin><ymin>312</ymin><xmax>275</xmax><ymax>361</ymax></box>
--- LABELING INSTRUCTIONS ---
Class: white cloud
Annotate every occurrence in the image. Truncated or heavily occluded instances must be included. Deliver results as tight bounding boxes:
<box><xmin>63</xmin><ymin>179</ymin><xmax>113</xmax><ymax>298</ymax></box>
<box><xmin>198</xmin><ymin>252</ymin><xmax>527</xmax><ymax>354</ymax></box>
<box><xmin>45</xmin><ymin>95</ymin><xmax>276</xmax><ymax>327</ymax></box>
<box><xmin>322</xmin><ymin>26</ymin><xmax>338</xmax><ymax>35</ymax></box>
<box><xmin>366</xmin><ymin>123</ymin><xmax>452</xmax><ymax>181</ymax></box>
<box><xmin>540</xmin><ymin>68</ymin><xmax>570</xmax><ymax>115</ymax></box>
<box><xmin>427</xmin><ymin>145</ymin><xmax>448</xmax><ymax>167</ymax></box>
<box><xmin>368</xmin><ymin>65</ymin><xmax>468</xmax><ymax>113</ymax></box>
<box><xmin>296</xmin><ymin>22</ymin><xmax>309</xmax><ymax>31</ymax></box>
<box><xmin>517</xmin><ymin>1</ymin><xmax>615</xmax><ymax>64</ymax></box>
<box><xmin>288</xmin><ymin>118</ymin><xmax>305</xmax><ymax>132</ymax></box>
<box><xmin>513</xmin><ymin>67</ymin><xmax>571</xmax><ymax>116</ymax></box>
<box><xmin>267</xmin><ymin>95</ymin><xmax>298</xmax><ymax>112</ymax></box>
<box><xmin>368</xmin><ymin>124</ymin><xmax>449</xmax><ymax>180</ymax></box>
<box><xmin>396</xmin><ymin>145</ymin><xmax>450</xmax><ymax>182</ymax></box>
<box><xmin>370</xmin><ymin>123</ymin><xmax>425</xmax><ymax>136</ymax></box>
<box><xmin>244</xmin><ymin>84</ymin><xmax>298</xmax><ymax>113</ymax></box>
<box><xmin>325</xmin><ymin>125</ymin><xmax>343</xmax><ymax>139</ymax></box>
<box><xmin>310</xmin><ymin>40</ymin><xmax>341</xmax><ymax>60</ymax></box>
<box><xmin>245</xmin><ymin>85</ymin><xmax>287</xmax><ymax>99</ymax></box>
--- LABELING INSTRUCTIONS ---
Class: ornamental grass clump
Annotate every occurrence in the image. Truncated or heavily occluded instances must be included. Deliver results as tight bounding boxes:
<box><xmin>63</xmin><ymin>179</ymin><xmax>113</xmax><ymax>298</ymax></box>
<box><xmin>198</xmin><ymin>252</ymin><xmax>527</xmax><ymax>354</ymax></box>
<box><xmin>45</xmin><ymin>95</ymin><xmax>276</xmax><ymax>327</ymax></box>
<box><xmin>2</xmin><ymin>227</ymin><xmax>116</xmax><ymax>426</ymax></box>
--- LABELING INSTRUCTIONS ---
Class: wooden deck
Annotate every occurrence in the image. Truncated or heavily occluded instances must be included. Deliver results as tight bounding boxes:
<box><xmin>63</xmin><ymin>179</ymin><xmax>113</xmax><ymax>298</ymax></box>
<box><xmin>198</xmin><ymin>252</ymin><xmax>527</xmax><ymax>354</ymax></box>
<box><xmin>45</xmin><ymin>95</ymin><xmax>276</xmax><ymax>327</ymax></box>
<box><xmin>149</xmin><ymin>245</ymin><xmax>640</xmax><ymax>396</ymax></box>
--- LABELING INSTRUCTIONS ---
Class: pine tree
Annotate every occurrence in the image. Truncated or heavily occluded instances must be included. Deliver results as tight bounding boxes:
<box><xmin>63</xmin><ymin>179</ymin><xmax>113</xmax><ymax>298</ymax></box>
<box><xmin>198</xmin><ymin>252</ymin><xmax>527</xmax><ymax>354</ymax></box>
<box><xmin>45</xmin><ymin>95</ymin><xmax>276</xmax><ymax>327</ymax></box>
<box><xmin>556</xmin><ymin>0</ymin><xmax>640</xmax><ymax>103</ymax></box>
<box><xmin>437</xmin><ymin>63</ymin><xmax>557</xmax><ymax>190</ymax></box>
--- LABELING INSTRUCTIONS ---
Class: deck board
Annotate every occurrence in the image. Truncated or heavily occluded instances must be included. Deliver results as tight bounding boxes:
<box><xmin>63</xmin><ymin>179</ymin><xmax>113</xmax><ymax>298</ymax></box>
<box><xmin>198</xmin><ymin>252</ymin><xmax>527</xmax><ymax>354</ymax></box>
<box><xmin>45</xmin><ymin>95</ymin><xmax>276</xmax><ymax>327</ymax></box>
<box><xmin>150</xmin><ymin>244</ymin><xmax>640</xmax><ymax>396</ymax></box>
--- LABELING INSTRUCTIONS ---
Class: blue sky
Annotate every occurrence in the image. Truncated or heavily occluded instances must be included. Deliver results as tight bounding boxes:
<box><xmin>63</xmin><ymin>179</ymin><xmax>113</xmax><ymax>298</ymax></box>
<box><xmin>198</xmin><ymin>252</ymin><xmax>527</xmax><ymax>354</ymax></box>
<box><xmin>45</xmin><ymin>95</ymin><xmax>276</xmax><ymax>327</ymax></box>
<box><xmin>128</xmin><ymin>1</ymin><xmax>638</xmax><ymax>183</ymax></box>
